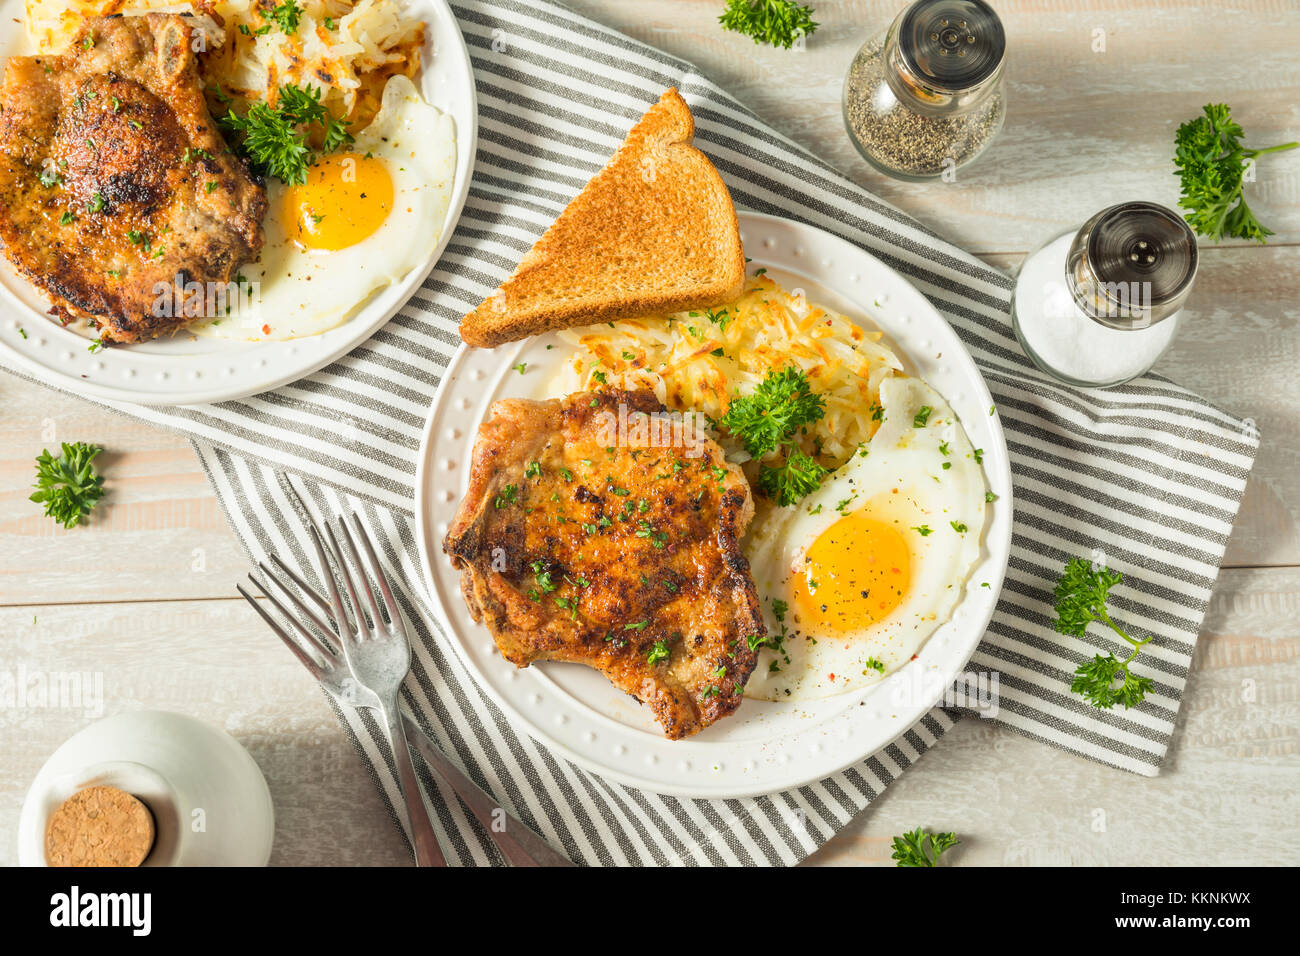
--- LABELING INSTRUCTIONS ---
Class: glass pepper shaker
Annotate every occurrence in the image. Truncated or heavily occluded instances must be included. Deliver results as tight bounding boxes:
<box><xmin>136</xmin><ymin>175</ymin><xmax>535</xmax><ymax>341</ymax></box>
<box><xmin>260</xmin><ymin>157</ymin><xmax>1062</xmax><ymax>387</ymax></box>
<box><xmin>1011</xmin><ymin>201</ymin><xmax>1199</xmax><ymax>388</ymax></box>
<box><xmin>843</xmin><ymin>0</ymin><xmax>1007</xmax><ymax>181</ymax></box>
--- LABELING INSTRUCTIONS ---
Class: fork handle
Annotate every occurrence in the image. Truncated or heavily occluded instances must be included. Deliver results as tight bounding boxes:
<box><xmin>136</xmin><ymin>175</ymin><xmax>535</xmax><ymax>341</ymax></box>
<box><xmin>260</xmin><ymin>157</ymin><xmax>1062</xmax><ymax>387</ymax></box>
<box><xmin>382</xmin><ymin>702</ymin><xmax>446</xmax><ymax>867</ymax></box>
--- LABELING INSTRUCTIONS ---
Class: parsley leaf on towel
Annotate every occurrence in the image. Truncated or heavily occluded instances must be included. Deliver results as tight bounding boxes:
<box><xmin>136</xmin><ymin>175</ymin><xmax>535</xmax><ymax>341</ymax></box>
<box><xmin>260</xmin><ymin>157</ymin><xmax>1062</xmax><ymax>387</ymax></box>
<box><xmin>1054</xmin><ymin>557</ymin><xmax>1155</xmax><ymax>710</ymax></box>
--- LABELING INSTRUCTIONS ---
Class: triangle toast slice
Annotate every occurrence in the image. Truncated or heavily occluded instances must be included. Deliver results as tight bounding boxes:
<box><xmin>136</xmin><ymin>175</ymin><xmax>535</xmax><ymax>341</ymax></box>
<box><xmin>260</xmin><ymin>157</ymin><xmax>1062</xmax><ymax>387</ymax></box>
<box><xmin>459</xmin><ymin>88</ymin><xmax>745</xmax><ymax>348</ymax></box>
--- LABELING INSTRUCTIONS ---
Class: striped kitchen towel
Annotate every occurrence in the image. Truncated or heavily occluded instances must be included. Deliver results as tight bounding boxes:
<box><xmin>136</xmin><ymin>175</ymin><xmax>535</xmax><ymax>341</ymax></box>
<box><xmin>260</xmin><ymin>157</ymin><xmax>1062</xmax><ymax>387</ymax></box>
<box><xmin>0</xmin><ymin>0</ymin><xmax>1258</xmax><ymax>864</ymax></box>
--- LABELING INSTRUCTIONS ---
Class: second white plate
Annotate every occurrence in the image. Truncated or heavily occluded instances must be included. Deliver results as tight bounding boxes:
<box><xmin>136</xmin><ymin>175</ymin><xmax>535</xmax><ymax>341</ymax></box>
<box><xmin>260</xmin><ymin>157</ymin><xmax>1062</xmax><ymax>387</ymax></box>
<box><xmin>414</xmin><ymin>211</ymin><xmax>1013</xmax><ymax>798</ymax></box>
<box><xmin>0</xmin><ymin>0</ymin><xmax>477</xmax><ymax>405</ymax></box>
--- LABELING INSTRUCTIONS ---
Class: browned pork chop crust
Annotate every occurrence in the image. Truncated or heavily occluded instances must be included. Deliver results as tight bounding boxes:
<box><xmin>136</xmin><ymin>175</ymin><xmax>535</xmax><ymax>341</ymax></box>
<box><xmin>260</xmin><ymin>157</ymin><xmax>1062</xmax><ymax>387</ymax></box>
<box><xmin>443</xmin><ymin>389</ymin><xmax>765</xmax><ymax>739</ymax></box>
<box><xmin>0</xmin><ymin>14</ymin><xmax>267</xmax><ymax>342</ymax></box>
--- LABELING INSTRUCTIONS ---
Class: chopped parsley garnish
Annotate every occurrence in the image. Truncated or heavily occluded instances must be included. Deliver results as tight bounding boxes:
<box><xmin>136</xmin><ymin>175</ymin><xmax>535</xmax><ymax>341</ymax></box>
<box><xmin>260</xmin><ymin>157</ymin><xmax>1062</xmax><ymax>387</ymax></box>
<box><xmin>634</xmin><ymin>521</ymin><xmax>669</xmax><ymax>549</ymax></box>
<box><xmin>950</xmin><ymin>521</ymin><xmax>968</xmax><ymax>534</ymax></box>
<box><xmin>493</xmin><ymin>484</ymin><xmax>518</xmax><ymax>508</ymax></box>
<box><xmin>912</xmin><ymin>525</ymin><xmax>933</xmax><ymax>536</ymax></box>
<box><xmin>262</xmin><ymin>0</ymin><xmax>303</xmax><ymax>34</ymax></box>
<box><xmin>529</xmin><ymin>561</ymin><xmax>556</xmax><ymax>594</ymax></box>
<box><xmin>647</xmin><ymin>640</ymin><xmax>671</xmax><ymax>665</ymax></box>
<box><xmin>913</xmin><ymin>406</ymin><xmax>933</xmax><ymax>428</ymax></box>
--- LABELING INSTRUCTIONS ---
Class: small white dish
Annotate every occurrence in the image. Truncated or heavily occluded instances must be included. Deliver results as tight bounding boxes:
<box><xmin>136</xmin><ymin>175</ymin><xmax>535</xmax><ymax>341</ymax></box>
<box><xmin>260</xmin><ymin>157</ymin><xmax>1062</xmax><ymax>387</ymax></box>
<box><xmin>18</xmin><ymin>711</ymin><xmax>274</xmax><ymax>867</ymax></box>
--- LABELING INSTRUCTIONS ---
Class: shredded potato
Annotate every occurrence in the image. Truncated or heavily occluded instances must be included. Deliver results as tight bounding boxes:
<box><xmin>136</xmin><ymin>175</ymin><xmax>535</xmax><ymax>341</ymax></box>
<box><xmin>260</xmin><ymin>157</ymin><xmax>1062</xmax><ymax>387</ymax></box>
<box><xmin>24</xmin><ymin>0</ymin><xmax>423</xmax><ymax>131</ymax></box>
<box><xmin>554</xmin><ymin>275</ymin><xmax>904</xmax><ymax>469</ymax></box>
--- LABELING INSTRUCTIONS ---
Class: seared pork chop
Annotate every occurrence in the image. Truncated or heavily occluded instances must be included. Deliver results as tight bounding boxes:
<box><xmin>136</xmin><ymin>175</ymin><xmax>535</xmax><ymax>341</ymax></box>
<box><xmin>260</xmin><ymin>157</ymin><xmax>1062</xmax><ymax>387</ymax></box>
<box><xmin>444</xmin><ymin>389</ymin><xmax>765</xmax><ymax>739</ymax></box>
<box><xmin>0</xmin><ymin>14</ymin><xmax>266</xmax><ymax>342</ymax></box>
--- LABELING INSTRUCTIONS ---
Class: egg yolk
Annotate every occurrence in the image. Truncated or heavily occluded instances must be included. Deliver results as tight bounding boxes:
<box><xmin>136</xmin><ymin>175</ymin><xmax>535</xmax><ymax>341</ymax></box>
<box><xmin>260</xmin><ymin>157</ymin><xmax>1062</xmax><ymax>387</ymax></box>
<box><xmin>793</xmin><ymin>513</ymin><xmax>911</xmax><ymax>633</ymax></box>
<box><xmin>281</xmin><ymin>154</ymin><xmax>394</xmax><ymax>251</ymax></box>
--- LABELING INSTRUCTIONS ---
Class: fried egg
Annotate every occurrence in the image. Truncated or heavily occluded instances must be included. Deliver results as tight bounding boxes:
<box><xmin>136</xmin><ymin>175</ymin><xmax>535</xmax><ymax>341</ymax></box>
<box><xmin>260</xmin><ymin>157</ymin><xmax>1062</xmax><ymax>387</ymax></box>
<box><xmin>744</xmin><ymin>376</ymin><xmax>988</xmax><ymax>701</ymax></box>
<box><xmin>194</xmin><ymin>75</ymin><xmax>455</xmax><ymax>341</ymax></box>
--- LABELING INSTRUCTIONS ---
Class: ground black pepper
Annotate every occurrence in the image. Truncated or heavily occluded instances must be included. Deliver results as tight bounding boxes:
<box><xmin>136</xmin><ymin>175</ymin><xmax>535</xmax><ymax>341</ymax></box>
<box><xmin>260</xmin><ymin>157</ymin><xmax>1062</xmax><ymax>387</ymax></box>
<box><xmin>844</xmin><ymin>34</ymin><xmax>1004</xmax><ymax>180</ymax></box>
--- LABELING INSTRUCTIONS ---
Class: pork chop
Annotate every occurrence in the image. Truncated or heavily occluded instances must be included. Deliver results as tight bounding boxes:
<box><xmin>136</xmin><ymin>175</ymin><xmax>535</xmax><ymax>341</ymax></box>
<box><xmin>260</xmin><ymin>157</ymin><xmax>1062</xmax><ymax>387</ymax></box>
<box><xmin>0</xmin><ymin>14</ymin><xmax>267</xmax><ymax>342</ymax></box>
<box><xmin>443</xmin><ymin>388</ymin><xmax>765</xmax><ymax>739</ymax></box>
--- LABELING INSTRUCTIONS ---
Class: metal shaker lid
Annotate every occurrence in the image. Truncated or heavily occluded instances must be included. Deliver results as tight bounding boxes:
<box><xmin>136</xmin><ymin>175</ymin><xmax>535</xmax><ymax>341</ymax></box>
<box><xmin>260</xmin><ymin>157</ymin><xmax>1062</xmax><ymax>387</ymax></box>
<box><xmin>898</xmin><ymin>0</ymin><xmax>1006</xmax><ymax>93</ymax></box>
<box><xmin>1068</xmin><ymin>202</ymin><xmax>1199</xmax><ymax>329</ymax></box>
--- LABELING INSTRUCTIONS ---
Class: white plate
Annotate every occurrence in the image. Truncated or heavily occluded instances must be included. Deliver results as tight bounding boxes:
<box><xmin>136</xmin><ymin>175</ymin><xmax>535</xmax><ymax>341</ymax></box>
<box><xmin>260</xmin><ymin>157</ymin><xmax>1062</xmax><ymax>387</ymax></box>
<box><xmin>414</xmin><ymin>212</ymin><xmax>1013</xmax><ymax>798</ymax></box>
<box><xmin>0</xmin><ymin>0</ymin><xmax>476</xmax><ymax>406</ymax></box>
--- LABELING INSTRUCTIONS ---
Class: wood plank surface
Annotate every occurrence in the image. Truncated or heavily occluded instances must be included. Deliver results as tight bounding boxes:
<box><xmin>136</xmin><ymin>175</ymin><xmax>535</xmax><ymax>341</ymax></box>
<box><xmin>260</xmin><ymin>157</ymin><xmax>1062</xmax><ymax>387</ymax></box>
<box><xmin>2</xmin><ymin>0</ymin><xmax>1298</xmax><ymax>867</ymax></box>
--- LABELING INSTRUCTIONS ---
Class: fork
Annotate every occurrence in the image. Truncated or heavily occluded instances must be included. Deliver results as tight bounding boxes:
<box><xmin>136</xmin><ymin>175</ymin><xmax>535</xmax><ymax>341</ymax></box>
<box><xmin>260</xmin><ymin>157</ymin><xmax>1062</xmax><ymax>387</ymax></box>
<box><xmin>238</xmin><ymin>502</ymin><xmax>572</xmax><ymax>866</ymax></box>
<box><xmin>242</xmin><ymin>510</ymin><xmax>444</xmax><ymax>866</ymax></box>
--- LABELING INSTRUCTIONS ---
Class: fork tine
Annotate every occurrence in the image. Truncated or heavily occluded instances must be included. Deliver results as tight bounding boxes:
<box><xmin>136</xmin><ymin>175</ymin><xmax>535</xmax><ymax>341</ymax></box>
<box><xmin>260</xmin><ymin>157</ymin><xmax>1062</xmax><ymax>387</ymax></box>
<box><xmin>333</xmin><ymin>517</ymin><xmax>385</xmax><ymax>638</ymax></box>
<box><xmin>309</xmin><ymin>522</ymin><xmax>356</xmax><ymax>641</ymax></box>
<box><xmin>283</xmin><ymin>476</ymin><xmax>356</xmax><ymax>639</ymax></box>
<box><xmin>238</xmin><ymin>583</ymin><xmax>332</xmax><ymax>681</ymax></box>
<box><xmin>348</xmin><ymin>513</ymin><xmax>400</xmax><ymax>633</ymax></box>
<box><xmin>269</xmin><ymin>553</ymin><xmax>331</xmax><ymax>617</ymax></box>
<box><xmin>256</xmin><ymin>560</ymin><xmax>339</xmax><ymax>655</ymax></box>
<box><xmin>246</xmin><ymin>574</ymin><xmax>340</xmax><ymax>669</ymax></box>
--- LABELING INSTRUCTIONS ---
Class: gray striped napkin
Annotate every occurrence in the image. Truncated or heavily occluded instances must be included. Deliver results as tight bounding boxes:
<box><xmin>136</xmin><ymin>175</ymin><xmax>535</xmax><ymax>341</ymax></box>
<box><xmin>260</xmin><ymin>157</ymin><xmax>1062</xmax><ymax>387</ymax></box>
<box><xmin>0</xmin><ymin>0</ymin><xmax>1258</xmax><ymax>863</ymax></box>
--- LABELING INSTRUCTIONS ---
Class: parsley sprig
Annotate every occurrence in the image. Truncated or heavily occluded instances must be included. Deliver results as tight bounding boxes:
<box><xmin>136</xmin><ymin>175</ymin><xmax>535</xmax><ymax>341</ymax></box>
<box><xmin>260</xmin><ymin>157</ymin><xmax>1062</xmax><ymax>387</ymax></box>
<box><xmin>218</xmin><ymin>83</ymin><xmax>353</xmax><ymax>185</ymax></box>
<box><xmin>30</xmin><ymin>442</ymin><xmax>105</xmax><ymax>529</ymax></box>
<box><xmin>1174</xmin><ymin>104</ymin><xmax>1297</xmax><ymax>243</ymax></box>
<box><xmin>718</xmin><ymin>367</ymin><xmax>827</xmax><ymax>506</ymax></box>
<box><xmin>719</xmin><ymin>0</ymin><xmax>818</xmax><ymax>50</ymax></box>
<box><xmin>891</xmin><ymin>827</ymin><xmax>959</xmax><ymax>867</ymax></box>
<box><xmin>757</xmin><ymin>448</ymin><xmax>826</xmax><ymax>507</ymax></box>
<box><xmin>1053</xmin><ymin>558</ymin><xmax>1155</xmax><ymax>710</ymax></box>
<box><xmin>719</xmin><ymin>366</ymin><xmax>824</xmax><ymax>457</ymax></box>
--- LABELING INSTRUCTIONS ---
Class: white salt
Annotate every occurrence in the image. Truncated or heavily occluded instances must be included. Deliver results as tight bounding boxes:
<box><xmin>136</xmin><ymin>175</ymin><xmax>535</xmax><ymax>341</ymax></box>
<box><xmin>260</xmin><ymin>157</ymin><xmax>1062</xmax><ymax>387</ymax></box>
<box><xmin>1013</xmin><ymin>233</ymin><xmax>1180</xmax><ymax>387</ymax></box>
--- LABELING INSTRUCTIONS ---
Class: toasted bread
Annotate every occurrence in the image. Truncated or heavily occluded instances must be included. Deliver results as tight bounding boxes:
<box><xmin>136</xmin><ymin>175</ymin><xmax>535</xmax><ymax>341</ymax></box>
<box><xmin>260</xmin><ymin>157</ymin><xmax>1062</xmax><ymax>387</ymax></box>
<box><xmin>458</xmin><ymin>88</ymin><xmax>745</xmax><ymax>348</ymax></box>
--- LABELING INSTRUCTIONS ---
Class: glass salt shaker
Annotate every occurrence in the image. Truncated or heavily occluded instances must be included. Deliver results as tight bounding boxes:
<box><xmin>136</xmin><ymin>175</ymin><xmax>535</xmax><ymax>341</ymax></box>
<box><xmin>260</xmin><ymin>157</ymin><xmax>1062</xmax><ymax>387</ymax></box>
<box><xmin>1011</xmin><ymin>202</ymin><xmax>1199</xmax><ymax>388</ymax></box>
<box><xmin>843</xmin><ymin>0</ymin><xmax>1007</xmax><ymax>181</ymax></box>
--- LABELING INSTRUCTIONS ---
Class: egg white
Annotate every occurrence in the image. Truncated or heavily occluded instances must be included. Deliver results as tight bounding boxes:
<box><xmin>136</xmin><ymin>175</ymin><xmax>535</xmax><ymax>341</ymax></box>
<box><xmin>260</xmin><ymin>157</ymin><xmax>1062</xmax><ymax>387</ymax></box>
<box><xmin>744</xmin><ymin>375</ymin><xmax>988</xmax><ymax>701</ymax></box>
<box><xmin>193</xmin><ymin>75</ymin><xmax>456</xmax><ymax>341</ymax></box>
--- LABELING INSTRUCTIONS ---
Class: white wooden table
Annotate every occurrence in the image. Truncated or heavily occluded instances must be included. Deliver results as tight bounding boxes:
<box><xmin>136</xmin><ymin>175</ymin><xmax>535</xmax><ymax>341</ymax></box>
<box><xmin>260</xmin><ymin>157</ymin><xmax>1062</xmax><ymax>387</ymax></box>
<box><xmin>3</xmin><ymin>0</ymin><xmax>1298</xmax><ymax>866</ymax></box>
